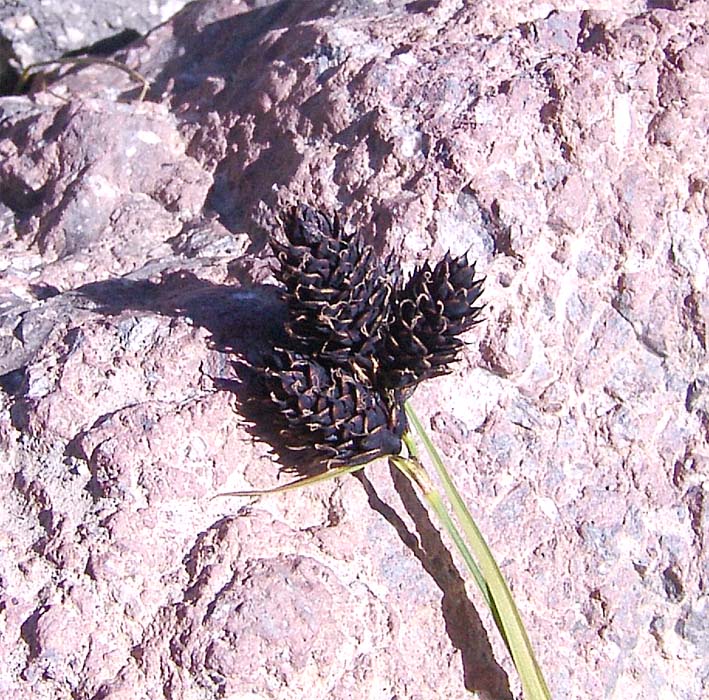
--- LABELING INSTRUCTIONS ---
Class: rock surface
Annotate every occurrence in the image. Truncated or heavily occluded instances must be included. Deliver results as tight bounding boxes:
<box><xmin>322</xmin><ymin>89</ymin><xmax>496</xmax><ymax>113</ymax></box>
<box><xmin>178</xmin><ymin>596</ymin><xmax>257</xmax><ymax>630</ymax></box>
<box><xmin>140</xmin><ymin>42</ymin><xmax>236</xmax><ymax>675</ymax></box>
<box><xmin>1</xmin><ymin>0</ymin><xmax>708</xmax><ymax>698</ymax></box>
<box><xmin>0</xmin><ymin>0</ymin><xmax>190</xmax><ymax>64</ymax></box>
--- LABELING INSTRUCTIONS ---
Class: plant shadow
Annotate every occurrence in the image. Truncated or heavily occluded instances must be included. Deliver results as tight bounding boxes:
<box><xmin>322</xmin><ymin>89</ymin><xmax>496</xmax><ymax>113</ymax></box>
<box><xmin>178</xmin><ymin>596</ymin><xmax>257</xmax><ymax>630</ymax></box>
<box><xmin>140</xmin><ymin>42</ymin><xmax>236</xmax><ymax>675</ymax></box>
<box><xmin>78</xmin><ymin>268</ymin><xmax>285</xmax><ymax>362</ymax></box>
<box><xmin>76</xmin><ymin>268</ymin><xmax>310</xmax><ymax>467</ymax></box>
<box><xmin>355</xmin><ymin>467</ymin><xmax>514</xmax><ymax>699</ymax></box>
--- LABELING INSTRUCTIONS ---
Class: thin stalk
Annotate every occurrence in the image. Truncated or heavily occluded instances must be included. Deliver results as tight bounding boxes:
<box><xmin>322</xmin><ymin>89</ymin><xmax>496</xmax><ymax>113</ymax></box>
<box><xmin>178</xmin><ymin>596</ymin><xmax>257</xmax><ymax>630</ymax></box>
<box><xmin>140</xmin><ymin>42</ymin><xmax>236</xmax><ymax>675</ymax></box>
<box><xmin>402</xmin><ymin>425</ymin><xmax>488</xmax><ymax>602</ymax></box>
<box><xmin>18</xmin><ymin>57</ymin><xmax>150</xmax><ymax>100</ymax></box>
<box><xmin>405</xmin><ymin>401</ymin><xmax>551</xmax><ymax>700</ymax></box>
<box><xmin>390</xmin><ymin>455</ymin><xmax>492</xmax><ymax>607</ymax></box>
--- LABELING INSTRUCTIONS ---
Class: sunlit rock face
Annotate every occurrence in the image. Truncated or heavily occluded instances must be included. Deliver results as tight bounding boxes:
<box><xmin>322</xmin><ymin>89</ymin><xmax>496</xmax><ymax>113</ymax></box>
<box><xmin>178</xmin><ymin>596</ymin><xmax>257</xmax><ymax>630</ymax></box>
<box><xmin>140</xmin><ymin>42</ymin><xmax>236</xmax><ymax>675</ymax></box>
<box><xmin>1</xmin><ymin>1</ymin><xmax>708</xmax><ymax>699</ymax></box>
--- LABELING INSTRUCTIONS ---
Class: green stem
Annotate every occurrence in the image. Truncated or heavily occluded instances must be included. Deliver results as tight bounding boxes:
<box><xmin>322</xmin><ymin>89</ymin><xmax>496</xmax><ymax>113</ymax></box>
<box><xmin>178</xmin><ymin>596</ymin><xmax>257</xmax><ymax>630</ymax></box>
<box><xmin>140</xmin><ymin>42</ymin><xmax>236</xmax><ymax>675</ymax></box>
<box><xmin>390</xmin><ymin>455</ymin><xmax>492</xmax><ymax>607</ymax></box>
<box><xmin>404</xmin><ymin>401</ymin><xmax>551</xmax><ymax>700</ymax></box>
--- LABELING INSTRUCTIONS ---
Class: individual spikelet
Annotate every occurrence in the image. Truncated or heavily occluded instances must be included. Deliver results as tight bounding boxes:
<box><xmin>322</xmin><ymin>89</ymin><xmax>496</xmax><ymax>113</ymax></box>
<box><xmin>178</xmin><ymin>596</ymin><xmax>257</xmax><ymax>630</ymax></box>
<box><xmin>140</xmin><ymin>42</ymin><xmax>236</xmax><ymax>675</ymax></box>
<box><xmin>378</xmin><ymin>252</ymin><xmax>485</xmax><ymax>392</ymax></box>
<box><xmin>257</xmin><ymin>349</ymin><xmax>406</xmax><ymax>474</ymax></box>
<box><xmin>270</xmin><ymin>205</ymin><xmax>396</xmax><ymax>373</ymax></box>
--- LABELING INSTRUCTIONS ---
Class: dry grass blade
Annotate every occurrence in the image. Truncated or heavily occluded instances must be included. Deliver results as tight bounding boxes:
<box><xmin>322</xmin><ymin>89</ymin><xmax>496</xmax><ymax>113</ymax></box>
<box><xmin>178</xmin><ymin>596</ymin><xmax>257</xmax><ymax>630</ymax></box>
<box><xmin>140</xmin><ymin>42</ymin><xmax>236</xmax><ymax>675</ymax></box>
<box><xmin>18</xmin><ymin>57</ymin><xmax>150</xmax><ymax>100</ymax></box>
<box><xmin>214</xmin><ymin>462</ymin><xmax>366</xmax><ymax>498</ymax></box>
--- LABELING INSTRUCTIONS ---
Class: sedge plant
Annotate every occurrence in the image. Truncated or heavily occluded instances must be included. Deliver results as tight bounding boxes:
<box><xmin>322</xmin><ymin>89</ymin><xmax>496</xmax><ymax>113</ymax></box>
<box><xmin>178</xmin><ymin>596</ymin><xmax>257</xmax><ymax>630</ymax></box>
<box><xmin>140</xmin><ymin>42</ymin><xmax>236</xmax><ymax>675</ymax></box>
<box><xmin>219</xmin><ymin>205</ymin><xmax>551</xmax><ymax>698</ymax></box>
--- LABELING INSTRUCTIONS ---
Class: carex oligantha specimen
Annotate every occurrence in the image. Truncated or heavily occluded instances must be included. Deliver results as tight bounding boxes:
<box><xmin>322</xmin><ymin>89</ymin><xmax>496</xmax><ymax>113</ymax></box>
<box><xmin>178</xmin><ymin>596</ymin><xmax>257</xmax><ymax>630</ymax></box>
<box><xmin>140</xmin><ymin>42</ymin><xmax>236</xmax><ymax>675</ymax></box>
<box><xmin>249</xmin><ymin>204</ymin><xmax>484</xmax><ymax>475</ymax></box>
<box><xmin>237</xmin><ymin>210</ymin><xmax>551</xmax><ymax>700</ymax></box>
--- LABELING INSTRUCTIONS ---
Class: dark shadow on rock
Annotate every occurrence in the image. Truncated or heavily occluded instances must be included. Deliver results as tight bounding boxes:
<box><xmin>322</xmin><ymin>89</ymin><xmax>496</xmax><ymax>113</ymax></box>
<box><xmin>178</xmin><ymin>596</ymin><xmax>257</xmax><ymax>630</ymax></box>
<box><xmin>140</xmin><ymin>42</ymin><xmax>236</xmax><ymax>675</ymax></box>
<box><xmin>78</xmin><ymin>269</ymin><xmax>286</xmax><ymax>363</ymax></box>
<box><xmin>76</xmin><ymin>269</ymin><xmax>317</xmax><ymax>471</ymax></box>
<box><xmin>19</xmin><ymin>604</ymin><xmax>46</xmax><ymax>659</ymax></box>
<box><xmin>355</xmin><ymin>468</ymin><xmax>514</xmax><ymax>699</ymax></box>
<box><xmin>63</xmin><ymin>28</ymin><xmax>143</xmax><ymax>59</ymax></box>
<box><xmin>0</xmin><ymin>34</ymin><xmax>22</xmax><ymax>96</ymax></box>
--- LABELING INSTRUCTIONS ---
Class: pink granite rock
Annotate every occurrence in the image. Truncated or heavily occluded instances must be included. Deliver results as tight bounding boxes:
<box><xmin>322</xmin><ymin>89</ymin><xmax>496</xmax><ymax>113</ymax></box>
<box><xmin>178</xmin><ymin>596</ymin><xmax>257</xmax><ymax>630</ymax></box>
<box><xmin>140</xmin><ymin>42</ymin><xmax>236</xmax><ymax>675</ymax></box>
<box><xmin>1</xmin><ymin>1</ymin><xmax>708</xmax><ymax>699</ymax></box>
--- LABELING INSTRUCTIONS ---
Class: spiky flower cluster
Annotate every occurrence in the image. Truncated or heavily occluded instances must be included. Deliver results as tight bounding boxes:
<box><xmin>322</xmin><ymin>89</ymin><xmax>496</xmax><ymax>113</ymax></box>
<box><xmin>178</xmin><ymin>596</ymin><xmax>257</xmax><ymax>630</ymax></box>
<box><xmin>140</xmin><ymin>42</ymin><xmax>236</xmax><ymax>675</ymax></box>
<box><xmin>252</xmin><ymin>205</ymin><xmax>484</xmax><ymax>474</ymax></box>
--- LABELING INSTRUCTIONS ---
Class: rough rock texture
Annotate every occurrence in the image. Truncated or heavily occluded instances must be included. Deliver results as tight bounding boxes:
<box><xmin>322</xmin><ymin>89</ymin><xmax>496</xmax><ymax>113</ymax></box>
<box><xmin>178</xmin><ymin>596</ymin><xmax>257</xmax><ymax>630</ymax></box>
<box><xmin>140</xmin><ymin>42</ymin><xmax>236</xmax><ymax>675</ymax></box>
<box><xmin>1</xmin><ymin>1</ymin><xmax>708</xmax><ymax>698</ymax></box>
<box><xmin>0</xmin><ymin>0</ymin><xmax>190</xmax><ymax>65</ymax></box>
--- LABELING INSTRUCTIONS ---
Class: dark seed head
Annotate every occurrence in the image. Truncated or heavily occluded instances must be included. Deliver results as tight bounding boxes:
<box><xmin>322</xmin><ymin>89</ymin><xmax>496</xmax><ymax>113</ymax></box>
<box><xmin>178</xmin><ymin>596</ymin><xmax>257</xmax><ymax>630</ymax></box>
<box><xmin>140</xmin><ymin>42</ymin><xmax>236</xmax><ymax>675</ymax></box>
<box><xmin>257</xmin><ymin>349</ymin><xmax>405</xmax><ymax>474</ymax></box>
<box><xmin>379</xmin><ymin>252</ymin><xmax>484</xmax><ymax>391</ymax></box>
<box><xmin>271</xmin><ymin>205</ymin><xmax>396</xmax><ymax>373</ymax></box>
<box><xmin>243</xmin><ymin>205</ymin><xmax>484</xmax><ymax>475</ymax></box>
